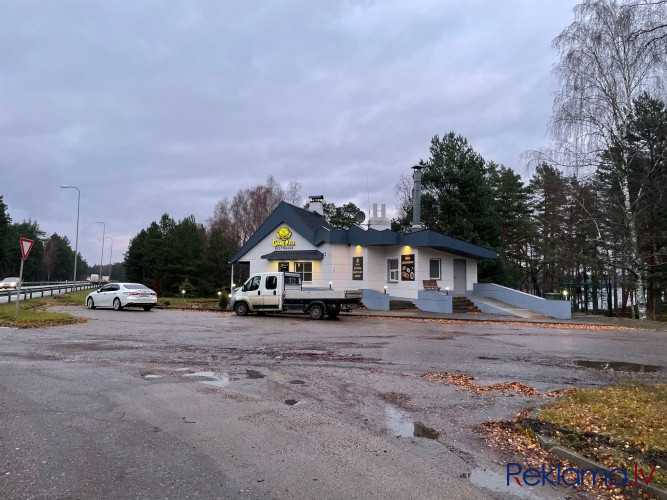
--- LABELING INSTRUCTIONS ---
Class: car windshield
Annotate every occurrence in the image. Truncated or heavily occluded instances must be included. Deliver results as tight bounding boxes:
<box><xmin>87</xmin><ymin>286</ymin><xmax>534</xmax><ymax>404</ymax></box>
<box><xmin>3</xmin><ymin>278</ymin><xmax>19</xmax><ymax>282</ymax></box>
<box><xmin>124</xmin><ymin>284</ymin><xmax>149</xmax><ymax>290</ymax></box>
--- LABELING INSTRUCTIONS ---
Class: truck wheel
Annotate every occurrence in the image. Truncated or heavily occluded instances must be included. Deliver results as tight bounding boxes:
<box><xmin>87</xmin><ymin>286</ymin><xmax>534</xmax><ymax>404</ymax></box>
<box><xmin>235</xmin><ymin>302</ymin><xmax>249</xmax><ymax>316</ymax></box>
<box><xmin>309</xmin><ymin>304</ymin><xmax>324</xmax><ymax>320</ymax></box>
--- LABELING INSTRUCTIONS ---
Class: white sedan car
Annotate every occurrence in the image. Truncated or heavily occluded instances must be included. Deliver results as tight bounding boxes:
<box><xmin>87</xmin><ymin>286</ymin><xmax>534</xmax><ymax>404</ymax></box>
<box><xmin>86</xmin><ymin>283</ymin><xmax>157</xmax><ymax>311</ymax></box>
<box><xmin>0</xmin><ymin>277</ymin><xmax>21</xmax><ymax>289</ymax></box>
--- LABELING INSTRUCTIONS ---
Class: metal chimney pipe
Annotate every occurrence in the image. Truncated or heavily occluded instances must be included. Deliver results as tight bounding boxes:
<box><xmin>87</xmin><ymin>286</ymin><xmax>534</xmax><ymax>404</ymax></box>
<box><xmin>411</xmin><ymin>165</ymin><xmax>424</xmax><ymax>232</ymax></box>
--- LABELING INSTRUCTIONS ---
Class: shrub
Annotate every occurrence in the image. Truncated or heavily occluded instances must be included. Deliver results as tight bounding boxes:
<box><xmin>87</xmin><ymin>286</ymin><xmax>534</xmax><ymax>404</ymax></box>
<box><xmin>218</xmin><ymin>291</ymin><xmax>229</xmax><ymax>310</ymax></box>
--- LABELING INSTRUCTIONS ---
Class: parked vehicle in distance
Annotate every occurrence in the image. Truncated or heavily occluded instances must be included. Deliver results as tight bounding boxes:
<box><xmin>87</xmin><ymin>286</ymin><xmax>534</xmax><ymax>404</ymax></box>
<box><xmin>89</xmin><ymin>274</ymin><xmax>100</xmax><ymax>284</ymax></box>
<box><xmin>86</xmin><ymin>283</ymin><xmax>158</xmax><ymax>311</ymax></box>
<box><xmin>0</xmin><ymin>277</ymin><xmax>21</xmax><ymax>289</ymax></box>
<box><xmin>229</xmin><ymin>272</ymin><xmax>362</xmax><ymax>319</ymax></box>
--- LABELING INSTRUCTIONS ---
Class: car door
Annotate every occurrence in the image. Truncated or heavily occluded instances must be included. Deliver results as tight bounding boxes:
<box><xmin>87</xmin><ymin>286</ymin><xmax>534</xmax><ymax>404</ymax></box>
<box><xmin>260</xmin><ymin>275</ymin><xmax>281</xmax><ymax>309</ymax></box>
<box><xmin>95</xmin><ymin>284</ymin><xmax>113</xmax><ymax>307</ymax></box>
<box><xmin>97</xmin><ymin>284</ymin><xmax>120</xmax><ymax>307</ymax></box>
<box><xmin>244</xmin><ymin>276</ymin><xmax>263</xmax><ymax>309</ymax></box>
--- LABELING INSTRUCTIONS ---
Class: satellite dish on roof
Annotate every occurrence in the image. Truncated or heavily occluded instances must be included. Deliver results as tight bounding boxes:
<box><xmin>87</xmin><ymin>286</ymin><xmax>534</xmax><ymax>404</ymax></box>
<box><xmin>354</xmin><ymin>211</ymin><xmax>366</xmax><ymax>224</ymax></box>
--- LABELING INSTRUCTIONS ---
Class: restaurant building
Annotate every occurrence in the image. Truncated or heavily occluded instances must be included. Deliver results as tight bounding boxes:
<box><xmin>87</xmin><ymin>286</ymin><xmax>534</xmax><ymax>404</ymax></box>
<box><xmin>230</xmin><ymin>168</ymin><xmax>501</xmax><ymax>312</ymax></box>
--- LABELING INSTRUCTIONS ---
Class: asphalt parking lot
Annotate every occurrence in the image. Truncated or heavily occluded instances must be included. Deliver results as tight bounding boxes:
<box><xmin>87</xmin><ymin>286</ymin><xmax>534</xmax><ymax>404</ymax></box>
<box><xmin>0</xmin><ymin>308</ymin><xmax>665</xmax><ymax>499</ymax></box>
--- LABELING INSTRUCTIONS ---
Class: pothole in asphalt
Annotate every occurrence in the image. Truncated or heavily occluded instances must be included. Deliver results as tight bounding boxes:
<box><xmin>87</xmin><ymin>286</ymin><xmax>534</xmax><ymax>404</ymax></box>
<box><xmin>289</xmin><ymin>379</ymin><xmax>305</xmax><ymax>385</ymax></box>
<box><xmin>462</xmin><ymin>468</ymin><xmax>542</xmax><ymax>500</ymax></box>
<box><xmin>478</xmin><ymin>356</ymin><xmax>500</xmax><ymax>360</ymax></box>
<box><xmin>385</xmin><ymin>406</ymin><xmax>439</xmax><ymax>440</ymax></box>
<box><xmin>575</xmin><ymin>360</ymin><xmax>661</xmax><ymax>372</ymax></box>
<box><xmin>246</xmin><ymin>369</ymin><xmax>265</xmax><ymax>379</ymax></box>
<box><xmin>285</xmin><ymin>399</ymin><xmax>299</xmax><ymax>405</ymax></box>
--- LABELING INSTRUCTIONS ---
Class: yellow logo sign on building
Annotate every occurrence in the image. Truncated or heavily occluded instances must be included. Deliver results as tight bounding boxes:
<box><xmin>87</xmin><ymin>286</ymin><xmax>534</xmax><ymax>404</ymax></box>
<box><xmin>273</xmin><ymin>227</ymin><xmax>295</xmax><ymax>247</ymax></box>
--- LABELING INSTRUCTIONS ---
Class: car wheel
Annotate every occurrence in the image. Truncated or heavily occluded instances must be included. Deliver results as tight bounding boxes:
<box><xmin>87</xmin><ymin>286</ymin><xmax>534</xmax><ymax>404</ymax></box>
<box><xmin>142</xmin><ymin>305</ymin><xmax>153</xmax><ymax>311</ymax></box>
<box><xmin>309</xmin><ymin>304</ymin><xmax>324</xmax><ymax>320</ymax></box>
<box><xmin>113</xmin><ymin>298</ymin><xmax>123</xmax><ymax>311</ymax></box>
<box><xmin>86</xmin><ymin>297</ymin><xmax>95</xmax><ymax>309</ymax></box>
<box><xmin>234</xmin><ymin>302</ymin><xmax>249</xmax><ymax>316</ymax></box>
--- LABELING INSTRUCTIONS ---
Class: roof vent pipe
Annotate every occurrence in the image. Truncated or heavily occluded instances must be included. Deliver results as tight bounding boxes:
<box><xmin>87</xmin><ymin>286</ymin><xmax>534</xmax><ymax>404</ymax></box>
<box><xmin>411</xmin><ymin>165</ymin><xmax>424</xmax><ymax>232</ymax></box>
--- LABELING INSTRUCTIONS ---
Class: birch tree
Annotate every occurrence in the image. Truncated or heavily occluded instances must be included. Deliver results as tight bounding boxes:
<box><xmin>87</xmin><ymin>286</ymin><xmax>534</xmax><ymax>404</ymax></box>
<box><xmin>549</xmin><ymin>0</ymin><xmax>667</xmax><ymax>319</ymax></box>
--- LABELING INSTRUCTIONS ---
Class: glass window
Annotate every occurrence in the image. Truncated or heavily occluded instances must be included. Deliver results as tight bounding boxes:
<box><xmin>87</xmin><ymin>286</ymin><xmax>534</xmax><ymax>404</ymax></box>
<box><xmin>429</xmin><ymin>259</ymin><xmax>441</xmax><ymax>279</ymax></box>
<box><xmin>294</xmin><ymin>262</ymin><xmax>313</xmax><ymax>282</ymax></box>
<box><xmin>265</xmin><ymin>276</ymin><xmax>277</xmax><ymax>290</ymax></box>
<box><xmin>245</xmin><ymin>276</ymin><xmax>261</xmax><ymax>291</ymax></box>
<box><xmin>388</xmin><ymin>259</ymin><xmax>399</xmax><ymax>282</ymax></box>
<box><xmin>278</xmin><ymin>262</ymin><xmax>289</xmax><ymax>272</ymax></box>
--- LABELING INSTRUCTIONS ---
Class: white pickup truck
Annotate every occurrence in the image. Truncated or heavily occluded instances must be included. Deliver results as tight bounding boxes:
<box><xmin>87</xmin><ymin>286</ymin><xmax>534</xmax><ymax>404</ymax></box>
<box><xmin>229</xmin><ymin>272</ymin><xmax>363</xmax><ymax>319</ymax></box>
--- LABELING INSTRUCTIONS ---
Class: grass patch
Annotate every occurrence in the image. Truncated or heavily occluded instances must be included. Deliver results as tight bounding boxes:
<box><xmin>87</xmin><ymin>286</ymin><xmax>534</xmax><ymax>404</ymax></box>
<box><xmin>0</xmin><ymin>293</ymin><xmax>86</xmax><ymax>328</ymax></box>
<box><xmin>531</xmin><ymin>383</ymin><xmax>667</xmax><ymax>488</ymax></box>
<box><xmin>158</xmin><ymin>297</ymin><xmax>222</xmax><ymax>310</ymax></box>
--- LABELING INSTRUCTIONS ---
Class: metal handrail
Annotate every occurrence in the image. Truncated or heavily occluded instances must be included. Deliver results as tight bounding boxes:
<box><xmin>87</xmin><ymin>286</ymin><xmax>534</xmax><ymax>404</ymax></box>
<box><xmin>0</xmin><ymin>282</ymin><xmax>98</xmax><ymax>303</ymax></box>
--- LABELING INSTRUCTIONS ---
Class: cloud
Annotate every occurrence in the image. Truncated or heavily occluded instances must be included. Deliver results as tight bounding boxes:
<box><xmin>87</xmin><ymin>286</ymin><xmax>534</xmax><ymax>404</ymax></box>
<box><xmin>0</xmin><ymin>0</ymin><xmax>578</xmax><ymax>265</ymax></box>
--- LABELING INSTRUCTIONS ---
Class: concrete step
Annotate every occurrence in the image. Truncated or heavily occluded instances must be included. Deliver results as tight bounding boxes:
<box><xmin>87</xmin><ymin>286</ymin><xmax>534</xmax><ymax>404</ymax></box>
<box><xmin>389</xmin><ymin>299</ymin><xmax>417</xmax><ymax>310</ymax></box>
<box><xmin>452</xmin><ymin>296</ymin><xmax>481</xmax><ymax>313</ymax></box>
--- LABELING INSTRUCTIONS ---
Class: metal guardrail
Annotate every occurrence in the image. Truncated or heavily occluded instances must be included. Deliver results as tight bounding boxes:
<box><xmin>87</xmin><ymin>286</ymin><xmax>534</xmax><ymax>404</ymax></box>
<box><xmin>0</xmin><ymin>282</ymin><xmax>98</xmax><ymax>303</ymax></box>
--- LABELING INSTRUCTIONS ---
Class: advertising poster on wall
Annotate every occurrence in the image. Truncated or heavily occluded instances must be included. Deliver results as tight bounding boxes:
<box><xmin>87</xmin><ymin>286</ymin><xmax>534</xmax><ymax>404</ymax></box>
<box><xmin>352</xmin><ymin>256</ymin><xmax>363</xmax><ymax>280</ymax></box>
<box><xmin>401</xmin><ymin>254</ymin><xmax>415</xmax><ymax>281</ymax></box>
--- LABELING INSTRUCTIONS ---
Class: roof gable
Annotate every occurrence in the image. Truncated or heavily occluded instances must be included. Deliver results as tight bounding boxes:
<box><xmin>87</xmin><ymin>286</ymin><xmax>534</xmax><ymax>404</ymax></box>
<box><xmin>231</xmin><ymin>202</ymin><xmax>331</xmax><ymax>263</ymax></box>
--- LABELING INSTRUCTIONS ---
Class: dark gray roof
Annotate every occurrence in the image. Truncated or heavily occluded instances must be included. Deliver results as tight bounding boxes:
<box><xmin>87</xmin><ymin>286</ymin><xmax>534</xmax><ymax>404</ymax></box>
<box><xmin>232</xmin><ymin>202</ymin><xmax>497</xmax><ymax>263</ymax></box>
<box><xmin>260</xmin><ymin>250</ymin><xmax>325</xmax><ymax>261</ymax></box>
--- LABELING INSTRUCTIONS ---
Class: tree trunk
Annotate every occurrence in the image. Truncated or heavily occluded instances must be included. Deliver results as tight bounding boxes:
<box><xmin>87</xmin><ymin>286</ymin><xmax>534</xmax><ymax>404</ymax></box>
<box><xmin>619</xmin><ymin>174</ymin><xmax>647</xmax><ymax>319</ymax></box>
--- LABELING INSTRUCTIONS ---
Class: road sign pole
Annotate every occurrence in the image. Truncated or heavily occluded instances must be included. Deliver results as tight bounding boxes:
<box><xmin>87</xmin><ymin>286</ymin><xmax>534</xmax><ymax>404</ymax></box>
<box><xmin>14</xmin><ymin>257</ymin><xmax>25</xmax><ymax>319</ymax></box>
<box><xmin>14</xmin><ymin>238</ymin><xmax>34</xmax><ymax>319</ymax></box>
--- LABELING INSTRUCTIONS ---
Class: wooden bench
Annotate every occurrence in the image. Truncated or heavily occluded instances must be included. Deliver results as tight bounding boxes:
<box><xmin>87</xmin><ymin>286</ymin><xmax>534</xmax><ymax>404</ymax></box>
<box><xmin>423</xmin><ymin>279</ymin><xmax>441</xmax><ymax>291</ymax></box>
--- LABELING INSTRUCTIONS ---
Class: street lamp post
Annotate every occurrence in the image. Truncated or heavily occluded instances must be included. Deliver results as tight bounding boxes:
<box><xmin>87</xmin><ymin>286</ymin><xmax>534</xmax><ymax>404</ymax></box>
<box><xmin>60</xmin><ymin>185</ymin><xmax>80</xmax><ymax>283</ymax></box>
<box><xmin>105</xmin><ymin>237</ymin><xmax>113</xmax><ymax>282</ymax></box>
<box><xmin>93</xmin><ymin>221</ymin><xmax>105</xmax><ymax>283</ymax></box>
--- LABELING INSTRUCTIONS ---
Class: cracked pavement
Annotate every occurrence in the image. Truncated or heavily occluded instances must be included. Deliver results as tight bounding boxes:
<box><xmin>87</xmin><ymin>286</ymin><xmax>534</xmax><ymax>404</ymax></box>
<box><xmin>0</xmin><ymin>308</ymin><xmax>664</xmax><ymax>499</ymax></box>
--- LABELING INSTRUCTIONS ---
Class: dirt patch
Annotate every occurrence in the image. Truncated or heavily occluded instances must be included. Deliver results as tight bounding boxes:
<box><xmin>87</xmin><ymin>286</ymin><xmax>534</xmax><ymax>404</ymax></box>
<box><xmin>421</xmin><ymin>371</ymin><xmax>573</xmax><ymax>398</ymax></box>
<box><xmin>379</xmin><ymin>391</ymin><xmax>411</xmax><ymax>408</ymax></box>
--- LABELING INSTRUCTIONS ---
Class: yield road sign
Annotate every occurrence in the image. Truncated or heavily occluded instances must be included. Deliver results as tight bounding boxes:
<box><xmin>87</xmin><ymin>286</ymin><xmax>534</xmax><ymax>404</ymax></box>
<box><xmin>20</xmin><ymin>237</ymin><xmax>34</xmax><ymax>260</ymax></box>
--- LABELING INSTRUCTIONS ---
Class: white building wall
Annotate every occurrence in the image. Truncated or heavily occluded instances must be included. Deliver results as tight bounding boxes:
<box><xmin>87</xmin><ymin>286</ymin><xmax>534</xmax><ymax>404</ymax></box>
<box><xmin>236</xmin><ymin>224</ymin><xmax>480</xmax><ymax>297</ymax></box>
<box><xmin>237</xmin><ymin>224</ymin><xmax>326</xmax><ymax>286</ymax></box>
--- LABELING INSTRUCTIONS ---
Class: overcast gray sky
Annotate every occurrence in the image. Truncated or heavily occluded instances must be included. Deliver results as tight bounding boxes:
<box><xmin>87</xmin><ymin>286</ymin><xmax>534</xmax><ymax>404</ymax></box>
<box><xmin>1</xmin><ymin>0</ymin><xmax>578</xmax><ymax>269</ymax></box>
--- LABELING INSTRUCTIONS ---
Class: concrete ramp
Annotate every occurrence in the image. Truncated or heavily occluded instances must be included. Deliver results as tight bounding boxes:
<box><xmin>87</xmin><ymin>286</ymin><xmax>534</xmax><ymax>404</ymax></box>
<box><xmin>469</xmin><ymin>296</ymin><xmax>550</xmax><ymax>319</ymax></box>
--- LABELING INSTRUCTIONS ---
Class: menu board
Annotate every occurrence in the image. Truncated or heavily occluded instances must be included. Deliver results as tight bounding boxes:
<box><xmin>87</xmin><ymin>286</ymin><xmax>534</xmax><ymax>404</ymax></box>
<box><xmin>401</xmin><ymin>254</ymin><xmax>415</xmax><ymax>281</ymax></box>
<box><xmin>352</xmin><ymin>256</ymin><xmax>363</xmax><ymax>280</ymax></box>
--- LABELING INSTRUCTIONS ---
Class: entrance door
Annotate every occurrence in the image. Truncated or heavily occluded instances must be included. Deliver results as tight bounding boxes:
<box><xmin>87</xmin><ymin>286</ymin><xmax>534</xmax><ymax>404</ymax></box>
<box><xmin>453</xmin><ymin>259</ymin><xmax>467</xmax><ymax>295</ymax></box>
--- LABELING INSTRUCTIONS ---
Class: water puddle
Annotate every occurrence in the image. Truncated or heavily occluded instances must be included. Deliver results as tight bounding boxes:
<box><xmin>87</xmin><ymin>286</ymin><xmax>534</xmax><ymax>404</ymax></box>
<box><xmin>289</xmin><ymin>379</ymin><xmax>305</xmax><ymax>385</ymax></box>
<box><xmin>174</xmin><ymin>367</ymin><xmax>192</xmax><ymax>372</ymax></box>
<box><xmin>464</xmin><ymin>468</ymin><xmax>543</xmax><ymax>500</ymax></box>
<box><xmin>184</xmin><ymin>371</ymin><xmax>218</xmax><ymax>379</ymax></box>
<box><xmin>384</xmin><ymin>406</ymin><xmax>439</xmax><ymax>440</ymax></box>
<box><xmin>246</xmin><ymin>369</ymin><xmax>265</xmax><ymax>379</ymax></box>
<box><xmin>201</xmin><ymin>374</ymin><xmax>230</xmax><ymax>388</ymax></box>
<box><xmin>575</xmin><ymin>360</ymin><xmax>661</xmax><ymax>372</ymax></box>
<box><xmin>143</xmin><ymin>374</ymin><xmax>163</xmax><ymax>379</ymax></box>
<box><xmin>183</xmin><ymin>371</ymin><xmax>230</xmax><ymax>388</ymax></box>
<box><xmin>285</xmin><ymin>399</ymin><xmax>299</xmax><ymax>405</ymax></box>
